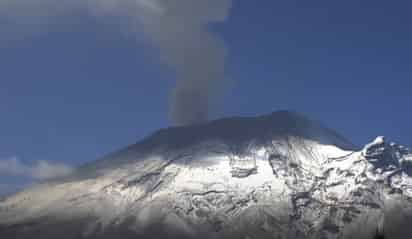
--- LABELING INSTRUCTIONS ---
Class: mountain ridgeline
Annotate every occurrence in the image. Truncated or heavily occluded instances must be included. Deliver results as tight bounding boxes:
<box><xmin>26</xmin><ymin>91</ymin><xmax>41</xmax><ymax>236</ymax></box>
<box><xmin>1</xmin><ymin>111</ymin><xmax>411</xmax><ymax>239</ymax></box>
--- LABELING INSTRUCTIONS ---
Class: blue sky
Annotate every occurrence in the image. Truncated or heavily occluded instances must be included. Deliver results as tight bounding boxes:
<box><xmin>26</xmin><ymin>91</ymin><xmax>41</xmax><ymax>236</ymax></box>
<box><xmin>1</xmin><ymin>0</ymin><xmax>411</xmax><ymax>193</ymax></box>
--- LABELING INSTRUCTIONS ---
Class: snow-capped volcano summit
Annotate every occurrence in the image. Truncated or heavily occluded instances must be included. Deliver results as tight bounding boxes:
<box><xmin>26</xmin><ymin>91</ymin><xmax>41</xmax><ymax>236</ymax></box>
<box><xmin>1</xmin><ymin>111</ymin><xmax>411</xmax><ymax>239</ymax></box>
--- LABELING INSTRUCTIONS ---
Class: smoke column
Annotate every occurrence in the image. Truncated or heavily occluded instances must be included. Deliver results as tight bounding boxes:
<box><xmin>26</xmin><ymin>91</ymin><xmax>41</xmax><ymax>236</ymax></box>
<box><xmin>0</xmin><ymin>0</ymin><xmax>232</xmax><ymax>126</ymax></box>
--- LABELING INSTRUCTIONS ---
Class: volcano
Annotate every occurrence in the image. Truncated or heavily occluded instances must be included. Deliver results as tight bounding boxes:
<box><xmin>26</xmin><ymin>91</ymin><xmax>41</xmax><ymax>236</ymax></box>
<box><xmin>1</xmin><ymin>111</ymin><xmax>411</xmax><ymax>239</ymax></box>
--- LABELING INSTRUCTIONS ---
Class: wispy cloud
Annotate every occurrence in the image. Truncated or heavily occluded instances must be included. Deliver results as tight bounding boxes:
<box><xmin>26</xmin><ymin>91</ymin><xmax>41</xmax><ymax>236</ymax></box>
<box><xmin>0</xmin><ymin>157</ymin><xmax>73</xmax><ymax>180</ymax></box>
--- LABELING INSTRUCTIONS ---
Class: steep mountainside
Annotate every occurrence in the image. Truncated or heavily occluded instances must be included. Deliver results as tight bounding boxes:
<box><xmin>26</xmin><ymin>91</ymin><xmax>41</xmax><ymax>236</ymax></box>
<box><xmin>0</xmin><ymin>111</ymin><xmax>411</xmax><ymax>239</ymax></box>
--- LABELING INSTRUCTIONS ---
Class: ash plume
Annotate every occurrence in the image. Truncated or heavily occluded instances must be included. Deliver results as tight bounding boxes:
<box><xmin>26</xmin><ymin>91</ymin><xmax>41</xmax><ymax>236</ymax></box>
<box><xmin>0</xmin><ymin>0</ymin><xmax>232</xmax><ymax>126</ymax></box>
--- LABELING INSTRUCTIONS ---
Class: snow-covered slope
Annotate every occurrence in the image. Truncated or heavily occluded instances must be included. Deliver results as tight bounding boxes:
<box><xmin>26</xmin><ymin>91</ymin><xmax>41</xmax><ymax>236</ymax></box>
<box><xmin>0</xmin><ymin>111</ymin><xmax>411</xmax><ymax>239</ymax></box>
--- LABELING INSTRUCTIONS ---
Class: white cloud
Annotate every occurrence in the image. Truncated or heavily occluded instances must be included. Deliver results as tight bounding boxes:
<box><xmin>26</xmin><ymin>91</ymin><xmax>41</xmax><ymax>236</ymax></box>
<box><xmin>30</xmin><ymin>160</ymin><xmax>73</xmax><ymax>180</ymax></box>
<box><xmin>0</xmin><ymin>157</ymin><xmax>73</xmax><ymax>180</ymax></box>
